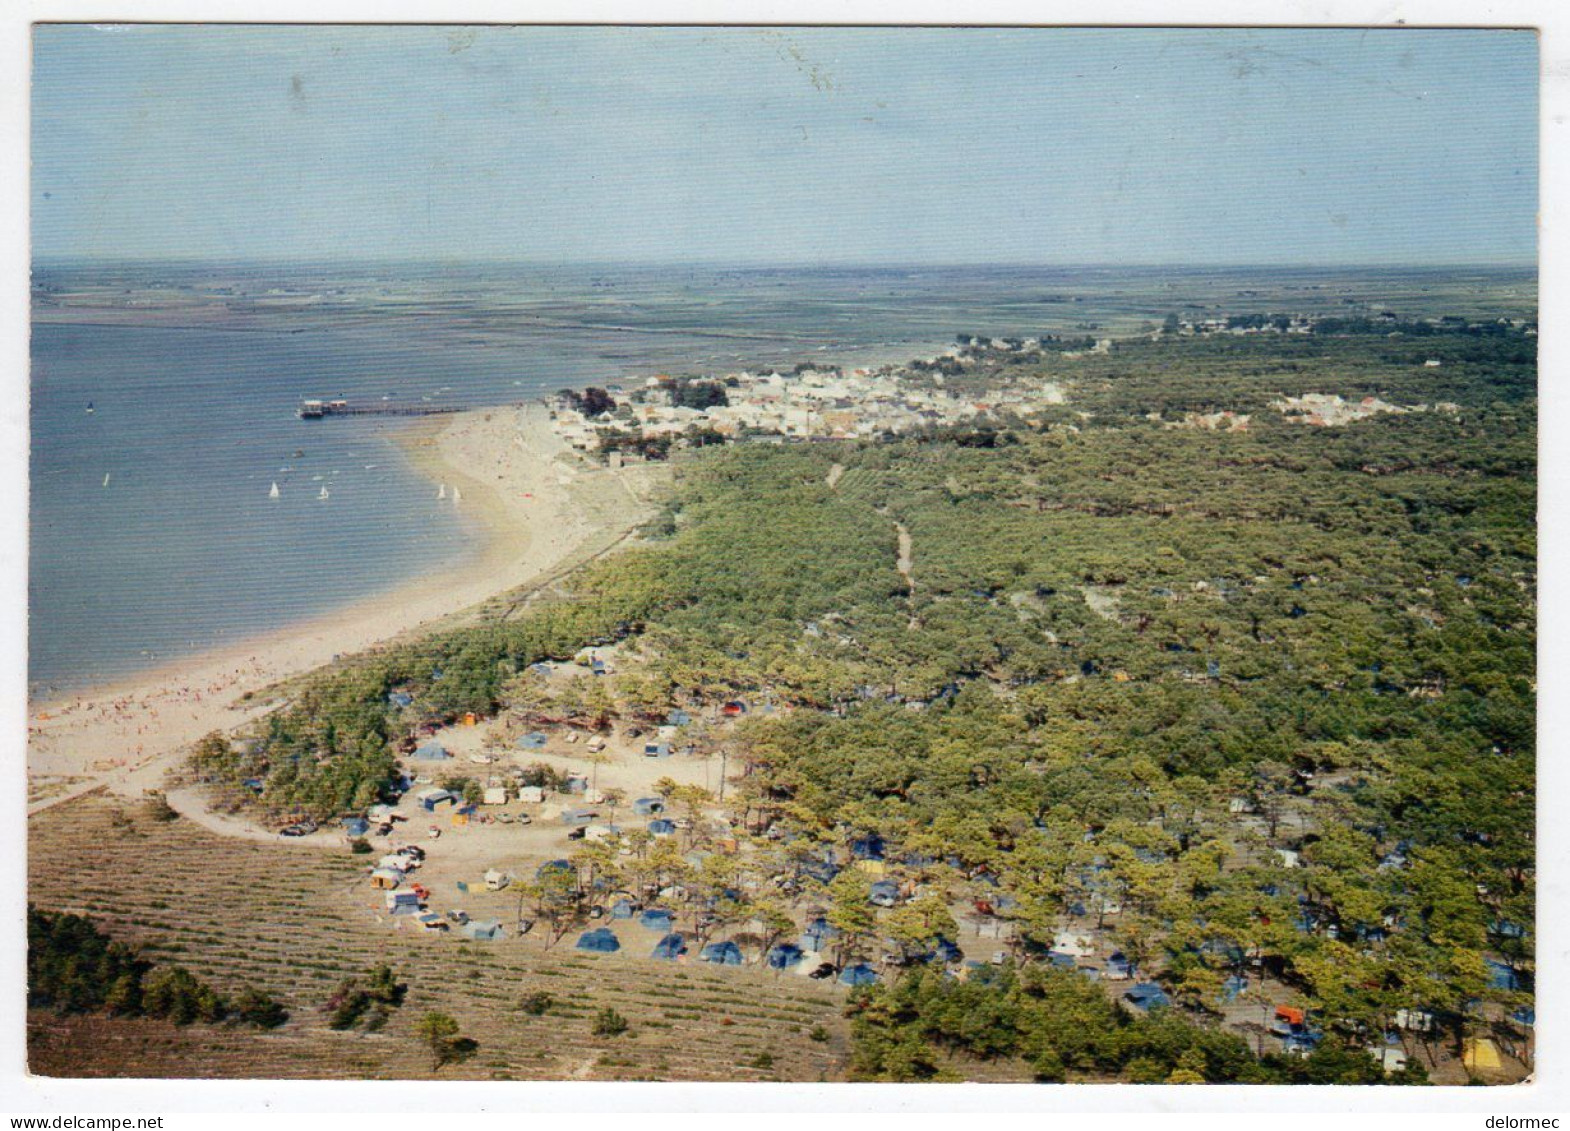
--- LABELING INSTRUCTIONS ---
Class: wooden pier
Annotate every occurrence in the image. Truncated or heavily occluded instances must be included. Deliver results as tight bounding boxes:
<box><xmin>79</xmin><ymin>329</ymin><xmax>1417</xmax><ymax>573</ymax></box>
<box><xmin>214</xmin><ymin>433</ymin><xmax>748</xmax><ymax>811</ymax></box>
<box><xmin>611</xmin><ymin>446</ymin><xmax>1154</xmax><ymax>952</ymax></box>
<box><xmin>298</xmin><ymin>398</ymin><xmax>467</xmax><ymax>419</ymax></box>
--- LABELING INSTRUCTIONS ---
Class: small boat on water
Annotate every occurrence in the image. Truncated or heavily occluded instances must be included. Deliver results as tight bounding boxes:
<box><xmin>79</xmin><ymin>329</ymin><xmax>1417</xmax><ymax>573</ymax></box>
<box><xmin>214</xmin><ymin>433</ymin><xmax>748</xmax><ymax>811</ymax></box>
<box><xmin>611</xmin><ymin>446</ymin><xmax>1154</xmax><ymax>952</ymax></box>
<box><xmin>269</xmin><ymin>481</ymin><xmax>280</xmax><ymax>499</ymax></box>
<box><xmin>102</xmin><ymin>473</ymin><xmax>110</xmax><ymax>487</ymax></box>
<box><xmin>438</xmin><ymin>484</ymin><xmax>447</xmax><ymax>500</ymax></box>
<box><xmin>86</xmin><ymin>401</ymin><xmax>95</xmax><ymax>414</ymax></box>
<box><xmin>318</xmin><ymin>485</ymin><xmax>330</xmax><ymax>501</ymax></box>
<box><xmin>453</xmin><ymin>486</ymin><xmax>462</xmax><ymax>505</ymax></box>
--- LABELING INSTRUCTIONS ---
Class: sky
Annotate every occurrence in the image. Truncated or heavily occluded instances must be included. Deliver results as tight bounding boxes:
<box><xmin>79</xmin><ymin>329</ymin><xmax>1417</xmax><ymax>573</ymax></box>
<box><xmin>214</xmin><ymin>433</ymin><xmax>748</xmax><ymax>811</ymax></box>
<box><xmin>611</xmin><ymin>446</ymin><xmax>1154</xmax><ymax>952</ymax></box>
<box><xmin>31</xmin><ymin>25</ymin><xmax>1539</xmax><ymax>265</ymax></box>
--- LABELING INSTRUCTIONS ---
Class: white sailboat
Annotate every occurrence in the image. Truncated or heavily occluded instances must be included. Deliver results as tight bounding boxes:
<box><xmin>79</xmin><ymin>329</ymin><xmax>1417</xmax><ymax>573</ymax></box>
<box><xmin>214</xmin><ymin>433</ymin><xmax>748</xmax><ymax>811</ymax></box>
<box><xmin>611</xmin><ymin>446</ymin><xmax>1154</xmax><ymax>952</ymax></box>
<box><xmin>318</xmin><ymin>485</ymin><xmax>330</xmax><ymax>501</ymax></box>
<box><xmin>269</xmin><ymin>481</ymin><xmax>280</xmax><ymax>499</ymax></box>
<box><xmin>102</xmin><ymin>473</ymin><xmax>110</xmax><ymax>488</ymax></box>
<box><xmin>452</xmin><ymin>485</ymin><xmax>462</xmax><ymax>506</ymax></box>
<box><xmin>438</xmin><ymin>483</ymin><xmax>447</xmax><ymax>500</ymax></box>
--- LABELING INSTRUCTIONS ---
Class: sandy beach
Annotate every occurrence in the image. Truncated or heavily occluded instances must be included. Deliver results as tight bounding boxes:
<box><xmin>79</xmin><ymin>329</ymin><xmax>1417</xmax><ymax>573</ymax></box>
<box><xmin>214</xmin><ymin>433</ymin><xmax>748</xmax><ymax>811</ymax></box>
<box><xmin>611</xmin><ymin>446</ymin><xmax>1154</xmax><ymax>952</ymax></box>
<box><xmin>26</xmin><ymin>403</ymin><xmax>663</xmax><ymax>813</ymax></box>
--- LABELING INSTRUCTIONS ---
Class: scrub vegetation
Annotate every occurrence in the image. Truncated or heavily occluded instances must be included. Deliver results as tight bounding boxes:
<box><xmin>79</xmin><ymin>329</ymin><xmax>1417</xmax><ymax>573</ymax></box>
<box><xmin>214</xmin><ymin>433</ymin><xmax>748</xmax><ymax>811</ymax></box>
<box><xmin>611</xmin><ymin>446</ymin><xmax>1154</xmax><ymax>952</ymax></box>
<box><xmin>150</xmin><ymin>320</ymin><xmax>1539</xmax><ymax>1082</ymax></box>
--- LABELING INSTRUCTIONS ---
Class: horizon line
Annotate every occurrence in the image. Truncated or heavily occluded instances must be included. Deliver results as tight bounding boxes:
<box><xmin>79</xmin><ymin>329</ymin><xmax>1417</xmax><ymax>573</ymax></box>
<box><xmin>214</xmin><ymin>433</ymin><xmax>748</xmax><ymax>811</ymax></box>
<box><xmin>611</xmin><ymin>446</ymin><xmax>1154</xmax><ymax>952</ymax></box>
<box><xmin>31</xmin><ymin>256</ymin><xmax>1539</xmax><ymax>272</ymax></box>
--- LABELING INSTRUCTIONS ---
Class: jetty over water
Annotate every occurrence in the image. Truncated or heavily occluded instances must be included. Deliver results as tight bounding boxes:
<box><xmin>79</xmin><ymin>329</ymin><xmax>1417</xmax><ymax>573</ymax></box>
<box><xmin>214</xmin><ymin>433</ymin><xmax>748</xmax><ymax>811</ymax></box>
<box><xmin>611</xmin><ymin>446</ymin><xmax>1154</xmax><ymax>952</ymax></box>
<box><xmin>298</xmin><ymin>398</ymin><xmax>467</xmax><ymax>419</ymax></box>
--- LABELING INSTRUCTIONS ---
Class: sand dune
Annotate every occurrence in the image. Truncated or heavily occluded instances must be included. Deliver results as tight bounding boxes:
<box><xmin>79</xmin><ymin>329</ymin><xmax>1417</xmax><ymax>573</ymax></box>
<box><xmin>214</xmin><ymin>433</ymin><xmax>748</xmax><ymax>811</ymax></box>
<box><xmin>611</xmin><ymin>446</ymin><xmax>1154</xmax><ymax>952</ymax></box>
<box><xmin>27</xmin><ymin>404</ymin><xmax>660</xmax><ymax>812</ymax></box>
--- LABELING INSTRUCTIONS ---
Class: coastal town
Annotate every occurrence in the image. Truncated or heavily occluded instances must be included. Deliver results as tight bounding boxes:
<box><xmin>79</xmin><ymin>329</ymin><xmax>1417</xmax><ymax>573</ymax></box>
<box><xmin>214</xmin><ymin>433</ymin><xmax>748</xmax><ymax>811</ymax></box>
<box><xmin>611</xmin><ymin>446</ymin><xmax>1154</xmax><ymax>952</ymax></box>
<box><xmin>548</xmin><ymin>352</ymin><xmax>1069</xmax><ymax>457</ymax></box>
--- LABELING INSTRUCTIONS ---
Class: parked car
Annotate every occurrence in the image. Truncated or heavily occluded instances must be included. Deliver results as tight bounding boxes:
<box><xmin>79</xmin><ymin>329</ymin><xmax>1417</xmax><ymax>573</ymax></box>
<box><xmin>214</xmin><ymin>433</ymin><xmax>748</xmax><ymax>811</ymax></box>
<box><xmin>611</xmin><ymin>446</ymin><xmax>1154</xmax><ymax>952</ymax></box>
<box><xmin>279</xmin><ymin>824</ymin><xmax>309</xmax><ymax>837</ymax></box>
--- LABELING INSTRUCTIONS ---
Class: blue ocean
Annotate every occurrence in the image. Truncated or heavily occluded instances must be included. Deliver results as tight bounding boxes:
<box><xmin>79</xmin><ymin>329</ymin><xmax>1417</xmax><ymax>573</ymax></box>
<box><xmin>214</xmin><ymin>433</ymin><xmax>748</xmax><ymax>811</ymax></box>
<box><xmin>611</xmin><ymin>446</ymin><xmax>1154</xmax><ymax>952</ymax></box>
<box><xmin>32</xmin><ymin>262</ymin><xmax>1053</xmax><ymax>695</ymax></box>
<box><xmin>36</xmin><ymin>261</ymin><xmax>1448</xmax><ymax>695</ymax></box>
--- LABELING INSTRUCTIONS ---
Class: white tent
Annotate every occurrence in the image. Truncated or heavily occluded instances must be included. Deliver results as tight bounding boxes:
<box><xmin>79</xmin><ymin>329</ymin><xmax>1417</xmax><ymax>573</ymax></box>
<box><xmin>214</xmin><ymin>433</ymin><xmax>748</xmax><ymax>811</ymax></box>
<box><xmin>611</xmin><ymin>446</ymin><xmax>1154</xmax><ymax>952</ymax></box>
<box><xmin>1369</xmin><ymin>1048</ymin><xmax>1408</xmax><ymax>1073</ymax></box>
<box><xmin>1052</xmin><ymin>931</ymin><xmax>1095</xmax><ymax>958</ymax></box>
<box><xmin>794</xmin><ymin>950</ymin><xmax>824</xmax><ymax>976</ymax></box>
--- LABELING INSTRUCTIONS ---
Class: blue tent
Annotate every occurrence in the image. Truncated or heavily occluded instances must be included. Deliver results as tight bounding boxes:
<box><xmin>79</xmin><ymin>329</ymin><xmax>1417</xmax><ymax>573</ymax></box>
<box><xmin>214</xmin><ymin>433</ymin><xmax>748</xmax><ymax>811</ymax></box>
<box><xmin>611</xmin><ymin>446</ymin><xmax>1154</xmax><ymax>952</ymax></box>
<box><xmin>537</xmin><ymin>859</ymin><xmax>573</xmax><ymax>879</ymax></box>
<box><xmin>1223</xmin><ymin>975</ymin><xmax>1249</xmax><ymax>1002</ymax></box>
<box><xmin>1124</xmin><ymin>982</ymin><xmax>1169</xmax><ymax>1011</ymax></box>
<box><xmin>610</xmin><ymin>898</ymin><xmax>637</xmax><ymax>920</ymax></box>
<box><xmin>1487</xmin><ymin>958</ymin><xmax>1523</xmax><ymax>991</ymax></box>
<box><xmin>342</xmin><ymin>817</ymin><xmax>370</xmax><ymax>836</ymax></box>
<box><xmin>1048</xmin><ymin>951</ymin><xmax>1078</xmax><ymax>969</ymax></box>
<box><xmin>639</xmin><ymin>908</ymin><xmax>675</xmax><ymax>933</ymax></box>
<box><xmin>563</xmin><ymin>776</ymin><xmax>589</xmax><ymax>794</ymax></box>
<box><xmin>1492</xmin><ymin>919</ymin><xmax>1527</xmax><ymax>940</ymax></box>
<box><xmin>850</xmin><ymin>834</ymin><xmax>886</xmax><ymax>861</ymax></box>
<box><xmin>869</xmin><ymin>880</ymin><xmax>899</xmax><ymax>907</ymax></box>
<box><xmin>667</xmin><ymin>709</ymin><xmax>692</xmax><ymax>726</ymax></box>
<box><xmin>527</xmin><ymin>661</ymin><xmax>553</xmax><ymax>676</ymax></box>
<box><xmin>388</xmin><ymin>691</ymin><xmax>415</xmax><ymax>709</ymax></box>
<box><xmin>701</xmin><ymin>940</ymin><xmax>744</xmax><ymax>966</ymax></box>
<box><xmin>632</xmin><ymin>797</ymin><xmax>665</xmax><ymax>816</ymax></box>
<box><xmin>651</xmin><ymin>933</ymin><xmax>688</xmax><ymax>960</ymax></box>
<box><xmin>767</xmin><ymin>943</ymin><xmax>805</xmax><ymax>969</ymax></box>
<box><xmin>461</xmin><ymin>920</ymin><xmax>504</xmax><ymax>941</ymax></box>
<box><xmin>801</xmin><ymin>859</ymin><xmax>840</xmax><ymax>884</ymax></box>
<box><xmin>417</xmin><ymin>788</ymin><xmax>456</xmax><ymax>811</ymax></box>
<box><xmin>802</xmin><ymin>918</ymin><xmax>837</xmax><ymax>951</ymax></box>
<box><xmin>1514</xmin><ymin>1008</ymin><xmax>1536</xmax><ymax>1028</ymax></box>
<box><xmin>840</xmin><ymin>963</ymin><xmax>878</xmax><ymax>987</ymax></box>
<box><xmin>1283</xmin><ymin>1030</ymin><xmax>1323</xmax><ymax>1053</ymax></box>
<box><xmin>576</xmin><ymin>927</ymin><xmax>620</xmax><ymax>953</ymax></box>
<box><xmin>517</xmin><ymin>732</ymin><xmax>548</xmax><ymax>749</ymax></box>
<box><xmin>412</xmin><ymin>743</ymin><xmax>450</xmax><ymax>761</ymax></box>
<box><xmin>648</xmin><ymin>819</ymin><xmax>676</xmax><ymax>836</ymax></box>
<box><xmin>931</xmin><ymin>937</ymin><xmax>963</xmax><ymax>964</ymax></box>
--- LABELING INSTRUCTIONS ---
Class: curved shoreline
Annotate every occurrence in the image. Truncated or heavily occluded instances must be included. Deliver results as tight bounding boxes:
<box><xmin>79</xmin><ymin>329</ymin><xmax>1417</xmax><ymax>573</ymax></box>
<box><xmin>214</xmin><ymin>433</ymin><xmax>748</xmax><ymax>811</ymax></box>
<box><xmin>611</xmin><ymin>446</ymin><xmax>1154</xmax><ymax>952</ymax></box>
<box><xmin>26</xmin><ymin>403</ymin><xmax>661</xmax><ymax>808</ymax></box>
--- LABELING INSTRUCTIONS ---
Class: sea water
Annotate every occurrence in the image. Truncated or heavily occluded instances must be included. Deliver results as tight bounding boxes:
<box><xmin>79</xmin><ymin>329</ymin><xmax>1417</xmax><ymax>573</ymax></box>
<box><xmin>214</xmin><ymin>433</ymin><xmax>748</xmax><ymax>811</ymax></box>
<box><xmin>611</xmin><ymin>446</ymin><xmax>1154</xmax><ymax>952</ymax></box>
<box><xmin>27</xmin><ymin>264</ymin><xmax>984</xmax><ymax>695</ymax></box>
<box><xmin>37</xmin><ymin>261</ymin><xmax>1482</xmax><ymax>695</ymax></box>
<box><xmin>30</xmin><ymin>323</ymin><xmax>476</xmax><ymax>695</ymax></box>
